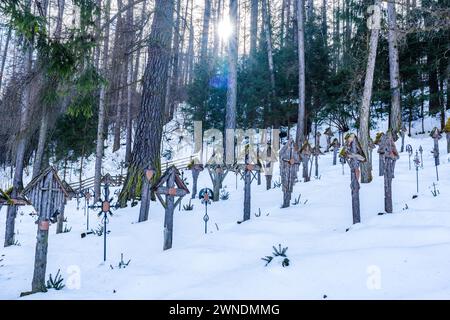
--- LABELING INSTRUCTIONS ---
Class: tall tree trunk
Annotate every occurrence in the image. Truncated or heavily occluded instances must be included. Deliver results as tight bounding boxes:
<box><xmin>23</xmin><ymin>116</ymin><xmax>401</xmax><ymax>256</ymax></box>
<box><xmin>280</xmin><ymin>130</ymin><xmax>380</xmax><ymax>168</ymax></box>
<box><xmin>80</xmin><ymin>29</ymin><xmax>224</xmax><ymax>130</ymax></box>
<box><xmin>5</xmin><ymin>6</ymin><xmax>34</xmax><ymax>246</ymax></box>
<box><xmin>112</xmin><ymin>0</ymin><xmax>124</xmax><ymax>153</ymax></box>
<box><xmin>94</xmin><ymin>0</ymin><xmax>111</xmax><ymax>201</ymax></box>
<box><xmin>225</xmin><ymin>0</ymin><xmax>238</xmax><ymax>162</ymax></box>
<box><xmin>166</xmin><ymin>0</ymin><xmax>182</xmax><ymax>122</ymax></box>
<box><xmin>200</xmin><ymin>0</ymin><xmax>212</xmax><ymax>60</ymax></box>
<box><xmin>212</xmin><ymin>0</ymin><xmax>221</xmax><ymax>59</ymax></box>
<box><xmin>387</xmin><ymin>0</ymin><xmax>401</xmax><ymax>136</ymax></box>
<box><xmin>358</xmin><ymin>0</ymin><xmax>380</xmax><ymax>184</ymax></box>
<box><xmin>119</xmin><ymin>0</ymin><xmax>174</xmax><ymax>206</ymax></box>
<box><xmin>262</xmin><ymin>0</ymin><xmax>276</xmax><ymax>99</ymax></box>
<box><xmin>125</xmin><ymin>59</ymin><xmax>133</xmax><ymax>163</ymax></box>
<box><xmin>33</xmin><ymin>0</ymin><xmax>64</xmax><ymax>180</ymax></box>
<box><xmin>185</xmin><ymin>1</ymin><xmax>194</xmax><ymax>84</ymax></box>
<box><xmin>0</xmin><ymin>26</ymin><xmax>11</xmax><ymax>93</ymax></box>
<box><xmin>296</xmin><ymin>0</ymin><xmax>306</xmax><ymax>146</ymax></box>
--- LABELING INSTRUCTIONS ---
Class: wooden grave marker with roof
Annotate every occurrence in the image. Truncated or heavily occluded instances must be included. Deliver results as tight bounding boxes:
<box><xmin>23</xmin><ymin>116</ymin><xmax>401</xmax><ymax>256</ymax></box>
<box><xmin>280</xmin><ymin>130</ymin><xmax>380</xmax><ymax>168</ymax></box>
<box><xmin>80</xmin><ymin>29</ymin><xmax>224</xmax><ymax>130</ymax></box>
<box><xmin>20</xmin><ymin>166</ymin><xmax>72</xmax><ymax>295</ymax></box>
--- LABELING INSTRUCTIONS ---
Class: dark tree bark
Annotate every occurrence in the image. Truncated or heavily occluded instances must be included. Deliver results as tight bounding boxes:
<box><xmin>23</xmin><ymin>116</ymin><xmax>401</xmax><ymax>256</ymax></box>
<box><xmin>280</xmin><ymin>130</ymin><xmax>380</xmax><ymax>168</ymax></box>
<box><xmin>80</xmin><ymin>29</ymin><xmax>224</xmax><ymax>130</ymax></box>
<box><xmin>387</xmin><ymin>0</ymin><xmax>401</xmax><ymax>135</ymax></box>
<box><xmin>359</xmin><ymin>0</ymin><xmax>380</xmax><ymax>183</ymax></box>
<box><xmin>0</xmin><ymin>26</ymin><xmax>11</xmax><ymax>92</ymax></box>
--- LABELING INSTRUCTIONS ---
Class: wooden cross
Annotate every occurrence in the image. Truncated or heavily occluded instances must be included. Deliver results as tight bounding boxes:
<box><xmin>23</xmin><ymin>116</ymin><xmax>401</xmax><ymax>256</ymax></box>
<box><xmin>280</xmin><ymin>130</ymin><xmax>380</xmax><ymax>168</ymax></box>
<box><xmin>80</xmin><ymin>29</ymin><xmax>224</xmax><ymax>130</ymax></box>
<box><xmin>154</xmin><ymin>166</ymin><xmax>190</xmax><ymax>250</ymax></box>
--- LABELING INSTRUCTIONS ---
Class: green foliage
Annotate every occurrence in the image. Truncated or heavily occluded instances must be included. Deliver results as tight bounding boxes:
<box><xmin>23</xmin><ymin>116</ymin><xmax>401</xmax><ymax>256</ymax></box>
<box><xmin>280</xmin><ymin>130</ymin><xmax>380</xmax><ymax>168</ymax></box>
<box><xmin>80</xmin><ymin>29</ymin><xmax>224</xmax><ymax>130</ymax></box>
<box><xmin>46</xmin><ymin>269</ymin><xmax>65</xmax><ymax>290</ymax></box>
<box><xmin>1</xmin><ymin>0</ymin><xmax>102</xmax><ymax>118</ymax></box>
<box><xmin>49</xmin><ymin>112</ymin><xmax>97</xmax><ymax>163</ymax></box>
<box><xmin>183</xmin><ymin>58</ymin><xmax>228</xmax><ymax>132</ymax></box>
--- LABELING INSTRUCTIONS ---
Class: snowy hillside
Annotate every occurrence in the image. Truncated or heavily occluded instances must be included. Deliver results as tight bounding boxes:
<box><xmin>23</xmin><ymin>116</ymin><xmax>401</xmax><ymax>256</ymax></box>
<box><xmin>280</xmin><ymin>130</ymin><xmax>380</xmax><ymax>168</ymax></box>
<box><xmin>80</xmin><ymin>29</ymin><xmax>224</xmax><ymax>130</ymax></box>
<box><xmin>1</xmin><ymin>115</ymin><xmax>450</xmax><ymax>300</ymax></box>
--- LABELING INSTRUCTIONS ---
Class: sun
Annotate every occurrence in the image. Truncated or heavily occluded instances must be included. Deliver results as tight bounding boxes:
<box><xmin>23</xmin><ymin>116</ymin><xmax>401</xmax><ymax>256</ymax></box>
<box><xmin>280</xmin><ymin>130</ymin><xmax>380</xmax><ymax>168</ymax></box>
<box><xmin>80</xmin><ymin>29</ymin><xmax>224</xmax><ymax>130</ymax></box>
<box><xmin>217</xmin><ymin>17</ymin><xmax>233</xmax><ymax>41</ymax></box>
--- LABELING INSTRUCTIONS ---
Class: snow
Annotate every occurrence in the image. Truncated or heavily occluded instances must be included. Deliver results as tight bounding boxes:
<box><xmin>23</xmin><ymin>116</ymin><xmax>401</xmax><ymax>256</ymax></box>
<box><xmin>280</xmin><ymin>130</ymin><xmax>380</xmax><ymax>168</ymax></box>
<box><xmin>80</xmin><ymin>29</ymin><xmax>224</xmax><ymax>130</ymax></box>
<box><xmin>1</xmin><ymin>115</ymin><xmax>450</xmax><ymax>299</ymax></box>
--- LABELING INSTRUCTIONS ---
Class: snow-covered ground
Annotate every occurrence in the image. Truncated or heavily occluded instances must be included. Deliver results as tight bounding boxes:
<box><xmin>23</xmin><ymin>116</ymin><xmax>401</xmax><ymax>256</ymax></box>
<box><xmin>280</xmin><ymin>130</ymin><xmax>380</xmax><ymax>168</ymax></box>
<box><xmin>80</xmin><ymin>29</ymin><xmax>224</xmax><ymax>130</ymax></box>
<box><xmin>1</xmin><ymin>115</ymin><xmax>450</xmax><ymax>299</ymax></box>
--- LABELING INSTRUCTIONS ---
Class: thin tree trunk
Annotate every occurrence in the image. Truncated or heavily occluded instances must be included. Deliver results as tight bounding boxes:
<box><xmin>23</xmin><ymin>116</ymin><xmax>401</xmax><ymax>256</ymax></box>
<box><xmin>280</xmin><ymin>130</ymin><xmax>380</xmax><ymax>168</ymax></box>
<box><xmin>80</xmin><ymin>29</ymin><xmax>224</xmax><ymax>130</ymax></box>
<box><xmin>262</xmin><ymin>0</ymin><xmax>276</xmax><ymax>101</ymax></box>
<box><xmin>225</xmin><ymin>0</ymin><xmax>238</xmax><ymax>160</ymax></box>
<box><xmin>200</xmin><ymin>0</ymin><xmax>211</xmax><ymax>60</ymax></box>
<box><xmin>250</xmin><ymin>0</ymin><xmax>258</xmax><ymax>56</ymax></box>
<box><xmin>119</xmin><ymin>0</ymin><xmax>174</xmax><ymax>206</ymax></box>
<box><xmin>0</xmin><ymin>26</ymin><xmax>11</xmax><ymax>93</ymax></box>
<box><xmin>191</xmin><ymin>169</ymin><xmax>200</xmax><ymax>199</ymax></box>
<box><xmin>358</xmin><ymin>0</ymin><xmax>380</xmax><ymax>184</ymax></box>
<box><xmin>94</xmin><ymin>0</ymin><xmax>111</xmax><ymax>201</ymax></box>
<box><xmin>387</xmin><ymin>0</ymin><xmax>401</xmax><ymax>136</ymax></box>
<box><xmin>5</xmin><ymin>27</ymin><xmax>33</xmax><ymax>247</ymax></box>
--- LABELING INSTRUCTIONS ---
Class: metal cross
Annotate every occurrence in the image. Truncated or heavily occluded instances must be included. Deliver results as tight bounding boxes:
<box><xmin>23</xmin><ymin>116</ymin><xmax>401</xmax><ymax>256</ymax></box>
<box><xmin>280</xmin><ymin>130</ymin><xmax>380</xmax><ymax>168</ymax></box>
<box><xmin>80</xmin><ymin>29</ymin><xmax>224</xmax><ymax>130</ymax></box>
<box><xmin>199</xmin><ymin>188</ymin><xmax>213</xmax><ymax>234</ymax></box>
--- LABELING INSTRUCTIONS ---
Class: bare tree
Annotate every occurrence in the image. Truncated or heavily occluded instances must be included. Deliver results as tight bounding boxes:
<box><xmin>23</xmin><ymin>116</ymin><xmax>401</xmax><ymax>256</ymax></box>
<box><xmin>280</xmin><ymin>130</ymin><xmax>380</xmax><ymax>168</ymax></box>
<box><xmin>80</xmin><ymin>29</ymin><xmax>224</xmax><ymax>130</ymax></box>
<box><xmin>358</xmin><ymin>0</ymin><xmax>380</xmax><ymax>184</ymax></box>
<box><xmin>119</xmin><ymin>0</ymin><xmax>175</xmax><ymax>212</ymax></box>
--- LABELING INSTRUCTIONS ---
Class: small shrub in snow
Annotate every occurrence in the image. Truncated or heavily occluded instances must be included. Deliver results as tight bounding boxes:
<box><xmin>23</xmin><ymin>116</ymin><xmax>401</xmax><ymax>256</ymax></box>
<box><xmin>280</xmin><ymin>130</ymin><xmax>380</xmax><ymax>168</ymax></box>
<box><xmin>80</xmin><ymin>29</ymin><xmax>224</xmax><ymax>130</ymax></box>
<box><xmin>46</xmin><ymin>269</ymin><xmax>65</xmax><ymax>290</ymax></box>
<box><xmin>183</xmin><ymin>199</ymin><xmax>194</xmax><ymax>211</ymax></box>
<box><xmin>292</xmin><ymin>194</ymin><xmax>301</xmax><ymax>205</ymax></box>
<box><xmin>430</xmin><ymin>183</ymin><xmax>440</xmax><ymax>197</ymax></box>
<box><xmin>110</xmin><ymin>253</ymin><xmax>131</xmax><ymax>269</ymax></box>
<box><xmin>254</xmin><ymin>208</ymin><xmax>269</xmax><ymax>217</ymax></box>
<box><xmin>62</xmin><ymin>225</ymin><xmax>72</xmax><ymax>233</ymax></box>
<box><xmin>261</xmin><ymin>244</ymin><xmax>290</xmax><ymax>268</ymax></box>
